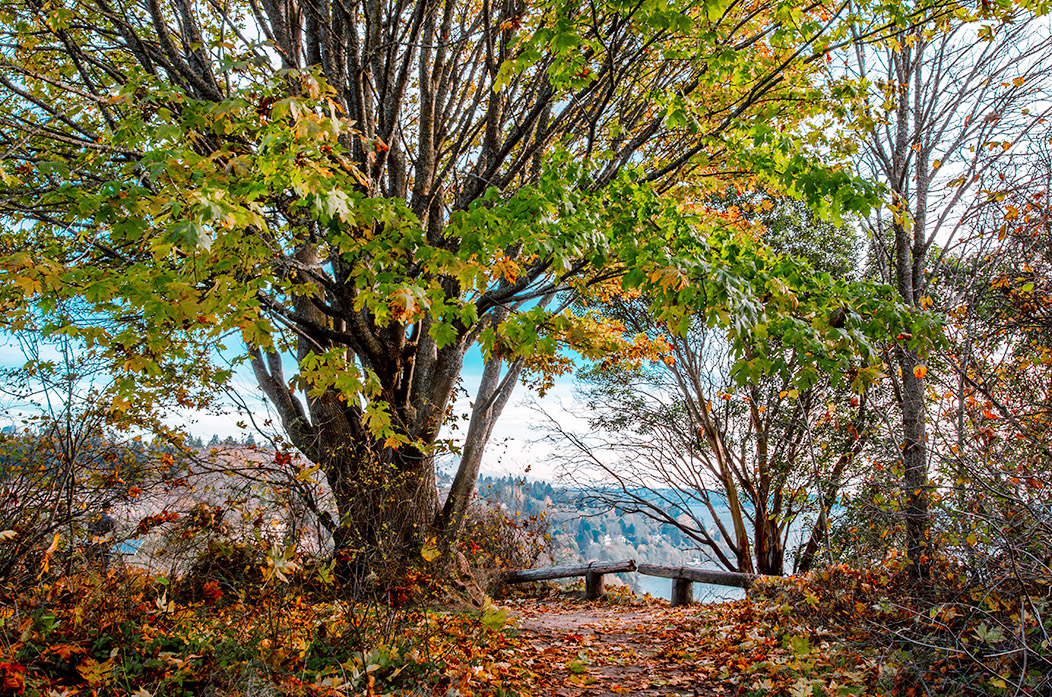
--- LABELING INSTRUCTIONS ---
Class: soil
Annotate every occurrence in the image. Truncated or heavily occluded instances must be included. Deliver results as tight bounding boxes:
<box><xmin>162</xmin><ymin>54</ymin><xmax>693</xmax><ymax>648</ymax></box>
<box><xmin>504</xmin><ymin>593</ymin><xmax>730</xmax><ymax>696</ymax></box>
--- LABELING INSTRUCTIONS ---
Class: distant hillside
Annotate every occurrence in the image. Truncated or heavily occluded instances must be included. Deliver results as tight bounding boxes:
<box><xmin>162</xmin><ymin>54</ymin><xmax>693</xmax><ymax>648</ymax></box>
<box><xmin>468</xmin><ymin>475</ymin><xmax>725</xmax><ymax>569</ymax></box>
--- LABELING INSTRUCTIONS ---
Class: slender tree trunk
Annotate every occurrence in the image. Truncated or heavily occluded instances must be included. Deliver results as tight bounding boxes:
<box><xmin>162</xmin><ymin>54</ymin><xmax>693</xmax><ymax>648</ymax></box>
<box><xmin>897</xmin><ymin>343</ymin><xmax>930</xmax><ymax>579</ymax></box>
<box><xmin>699</xmin><ymin>424</ymin><xmax>754</xmax><ymax>574</ymax></box>
<box><xmin>892</xmin><ymin>210</ymin><xmax>931</xmax><ymax>580</ymax></box>
<box><xmin>748</xmin><ymin>392</ymin><xmax>782</xmax><ymax>575</ymax></box>
<box><xmin>436</xmin><ymin>353</ymin><xmax>524</xmax><ymax>544</ymax></box>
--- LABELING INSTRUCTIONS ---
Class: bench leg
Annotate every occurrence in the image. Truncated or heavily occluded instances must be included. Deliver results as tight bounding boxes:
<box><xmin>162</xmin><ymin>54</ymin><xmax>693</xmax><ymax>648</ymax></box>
<box><xmin>585</xmin><ymin>570</ymin><xmax>605</xmax><ymax>600</ymax></box>
<box><xmin>671</xmin><ymin>577</ymin><xmax>693</xmax><ymax>606</ymax></box>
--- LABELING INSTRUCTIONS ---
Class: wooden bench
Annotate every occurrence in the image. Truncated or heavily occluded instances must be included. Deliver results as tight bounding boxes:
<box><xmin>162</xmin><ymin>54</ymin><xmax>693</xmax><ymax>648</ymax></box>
<box><xmin>636</xmin><ymin>563</ymin><xmax>757</xmax><ymax>606</ymax></box>
<box><xmin>503</xmin><ymin>559</ymin><xmax>637</xmax><ymax>599</ymax></box>
<box><xmin>504</xmin><ymin>559</ymin><xmax>758</xmax><ymax>605</ymax></box>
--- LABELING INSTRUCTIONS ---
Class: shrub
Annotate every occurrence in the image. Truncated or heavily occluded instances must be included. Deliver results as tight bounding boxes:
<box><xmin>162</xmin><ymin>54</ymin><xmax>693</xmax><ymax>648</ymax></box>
<box><xmin>450</xmin><ymin>488</ymin><xmax>553</xmax><ymax>601</ymax></box>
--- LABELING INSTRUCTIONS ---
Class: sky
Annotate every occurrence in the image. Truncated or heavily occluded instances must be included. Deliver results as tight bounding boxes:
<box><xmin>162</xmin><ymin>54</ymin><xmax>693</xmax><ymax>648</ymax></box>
<box><xmin>182</xmin><ymin>348</ymin><xmax>591</xmax><ymax>482</ymax></box>
<box><xmin>0</xmin><ymin>334</ymin><xmax>587</xmax><ymax>482</ymax></box>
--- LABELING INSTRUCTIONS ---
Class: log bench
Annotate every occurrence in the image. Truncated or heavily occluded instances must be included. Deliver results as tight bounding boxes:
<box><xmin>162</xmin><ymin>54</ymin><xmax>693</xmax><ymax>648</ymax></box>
<box><xmin>636</xmin><ymin>563</ymin><xmax>758</xmax><ymax>606</ymax></box>
<box><xmin>503</xmin><ymin>559</ymin><xmax>637</xmax><ymax>599</ymax></box>
<box><xmin>503</xmin><ymin>559</ymin><xmax>758</xmax><ymax>605</ymax></box>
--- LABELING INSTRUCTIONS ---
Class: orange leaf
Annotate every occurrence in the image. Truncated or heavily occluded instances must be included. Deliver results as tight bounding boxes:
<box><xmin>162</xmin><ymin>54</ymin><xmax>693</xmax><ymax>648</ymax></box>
<box><xmin>46</xmin><ymin>644</ymin><xmax>86</xmax><ymax>661</ymax></box>
<box><xmin>45</xmin><ymin>532</ymin><xmax>61</xmax><ymax>554</ymax></box>
<box><xmin>913</xmin><ymin>365</ymin><xmax>927</xmax><ymax>379</ymax></box>
<box><xmin>1</xmin><ymin>662</ymin><xmax>26</xmax><ymax>694</ymax></box>
<box><xmin>202</xmin><ymin>580</ymin><xmax>223</xmax><ymax>604</ymax></box>
<box><xmin>39</xmin><ymin>532</ymin><xmax>61</xmax><ymax>574</ymax></box>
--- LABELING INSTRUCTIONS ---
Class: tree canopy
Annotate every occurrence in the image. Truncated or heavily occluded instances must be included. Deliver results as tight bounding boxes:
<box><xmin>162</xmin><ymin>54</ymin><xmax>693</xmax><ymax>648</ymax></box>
<box><xmin>0</xmin><ymin>0</ymin><xmax>945</xmax><ymax>565</ymax></box>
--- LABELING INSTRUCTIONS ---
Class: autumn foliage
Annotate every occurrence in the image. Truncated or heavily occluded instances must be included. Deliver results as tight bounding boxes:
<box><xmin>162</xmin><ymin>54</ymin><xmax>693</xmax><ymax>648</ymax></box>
<box><xmin>0</xmin><ymin>563</ymin><xmax>520</xmax><ymax>696</ymax></box>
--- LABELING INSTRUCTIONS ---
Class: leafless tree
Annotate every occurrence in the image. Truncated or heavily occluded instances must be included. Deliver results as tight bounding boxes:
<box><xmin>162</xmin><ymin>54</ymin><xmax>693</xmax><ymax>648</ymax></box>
<box><xmin>840</xmin><ymin>12</ymin><xmax>1052</xmax><ymax>578</ymax></box>
<box><xmin>543</xmin><ymin>279</ymin><xmax>874</xmax><ymax>575</ymax></box>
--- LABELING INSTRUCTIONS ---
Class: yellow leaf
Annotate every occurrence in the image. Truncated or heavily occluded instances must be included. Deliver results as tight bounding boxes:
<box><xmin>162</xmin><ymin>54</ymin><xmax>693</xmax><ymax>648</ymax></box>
<box><xmin>1012</xmin><ymin>77</ymin><xmax>1025</xmax><ymax>87</ymax></box>
<box><xmin>13</xmin><ymin>275</ymin><xmax>42</xmax><ymax>295</ymax></box>
<box><xmin>931</xmin><ymin>159</ymin><xmax>941</xmax><ymax>171</ymax></box>
<box><xmin>421</xmin><ymin>536</ymin><xmax>441</xmax><ymax>562</ymax></box>
<box><xmin>77</xmin><ymin>657</ymin><xmax>116</xmax><ymax>687</ymax></box>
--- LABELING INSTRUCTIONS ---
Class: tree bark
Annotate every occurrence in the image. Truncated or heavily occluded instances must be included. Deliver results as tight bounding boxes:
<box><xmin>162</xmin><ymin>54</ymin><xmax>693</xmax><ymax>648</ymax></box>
<box><xmin>897</xmin><ymin>342</ymin><xmax>930</xmax><ymax>579</ymax></box>
<box><xmin>326</xmin><ymin>441</ymin><xmax>440</xmax><ymax>571</ymax></box>
<box><xmin>754</xmin><ymin>514</ymin><xmax>784</xmax><ymax>576</ymax></box>
<box><xmin>437</xmin><ymin>352</ymin><xmax>525</xmax><ymax>542</ymax></box>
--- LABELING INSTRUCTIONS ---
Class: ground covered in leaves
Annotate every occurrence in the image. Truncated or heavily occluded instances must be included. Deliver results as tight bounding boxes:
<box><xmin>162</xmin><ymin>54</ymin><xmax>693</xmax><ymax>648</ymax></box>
<box><xmin>499</xmin><ymin>587</ymin><xmax>888</xmax><ymax>697</ymax></box>
<box><xmin>2</xmin><ymin>564</ymin><xmax>1040</xmax><ymax>696</ymax></box>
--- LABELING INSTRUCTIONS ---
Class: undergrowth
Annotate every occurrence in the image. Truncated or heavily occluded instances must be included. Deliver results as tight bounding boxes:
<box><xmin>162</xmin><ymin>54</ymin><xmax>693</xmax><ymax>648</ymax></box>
<box><xmin>752</xmin><ymin>561</ymin><xmax>1052</xmax><ymax>696</ymax></box>
<box><xmin>0</xmin><ymin>557</ymin><xmax>523</xmax><ymax>696</ymax></box>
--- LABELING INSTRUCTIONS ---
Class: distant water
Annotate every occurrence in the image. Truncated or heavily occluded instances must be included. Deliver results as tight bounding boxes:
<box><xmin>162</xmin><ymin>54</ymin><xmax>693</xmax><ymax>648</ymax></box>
<box><xmin>631</xmin><ymin>570</ymin><xmax>745</xmax><ymax>604</ymax></box>
<box><xmin>116</xmin><ymin>538</ymin><xmax>143</xmax><ymax>555</ymax></box>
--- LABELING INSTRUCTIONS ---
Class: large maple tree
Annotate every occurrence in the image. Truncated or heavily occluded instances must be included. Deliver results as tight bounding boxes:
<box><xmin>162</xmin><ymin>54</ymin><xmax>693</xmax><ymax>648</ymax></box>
<box><xmin>0</xmin><ymin>0</ymin><xmax>931</xmax><ymax>567</ymax></box>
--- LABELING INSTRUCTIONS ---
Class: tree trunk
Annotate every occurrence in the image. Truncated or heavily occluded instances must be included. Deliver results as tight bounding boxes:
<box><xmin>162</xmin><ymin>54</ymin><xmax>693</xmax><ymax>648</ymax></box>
<box><xmin>897</xmin><ymin>343</ymin><xmax>930</xmax><ymax>580</ymax></box>
<box><xmin>699</xmin><ymin>423</ymin><xmax>754</xmax><ymax>574</ymax></box>
<box><xmin>749</xmin><ymin>393</ymin><xmax>782</xmax><ymax>576</ymax></box>
<box><xmin>754</xmin><ymin>514</ymin><xmax>784</xmax><ymax>576</ymax></box>
<box><xmin>326</xmin><ymin>439</ymin><xmax>440</xmax><ymax>580</ymax></box>
<box><xmin>892</xmin><ymin>188</ymin><xmax>930</xmax><ymax>579</ymax></box>
<box><xmin>436</xmin><ymin>352</ymin><xmax>524</xmax><ymax>544</ymax></box>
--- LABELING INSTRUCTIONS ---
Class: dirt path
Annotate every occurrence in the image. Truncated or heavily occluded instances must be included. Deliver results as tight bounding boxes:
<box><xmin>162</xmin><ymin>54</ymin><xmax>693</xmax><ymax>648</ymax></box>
<box><xmin>503</xmin><ymin>594</ymin><xmax>729</xmax><ymax>697</ymax></box>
